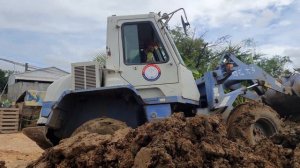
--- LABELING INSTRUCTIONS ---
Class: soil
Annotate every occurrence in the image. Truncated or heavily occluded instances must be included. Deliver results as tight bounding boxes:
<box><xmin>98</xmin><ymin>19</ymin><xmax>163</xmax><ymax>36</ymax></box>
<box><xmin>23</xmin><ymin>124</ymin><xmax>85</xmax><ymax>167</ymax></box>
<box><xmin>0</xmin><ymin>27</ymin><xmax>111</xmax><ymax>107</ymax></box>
<box><xmin>71</xmin><ymin>118</ymin><xmax>128</xmax><ymax>136</ymax></box>
<box><xmin>0</xmin><ymin>133</ymin><xmax>43</xmax><ymax>168</ymax></box>
<box><xmin>27</xmin><ymin>113</ymin><xmax>300</xmax><ymax>168</ymax></box>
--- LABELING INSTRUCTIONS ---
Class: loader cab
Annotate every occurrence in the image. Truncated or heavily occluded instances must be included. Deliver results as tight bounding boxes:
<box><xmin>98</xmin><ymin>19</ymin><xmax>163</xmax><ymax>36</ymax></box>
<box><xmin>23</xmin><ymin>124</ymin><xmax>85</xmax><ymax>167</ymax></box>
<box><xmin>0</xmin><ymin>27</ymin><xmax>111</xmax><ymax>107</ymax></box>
<box><xmin>105</xmin><ymin>13</ymin><xmax>200</xmax><ymax>104</ymax></box>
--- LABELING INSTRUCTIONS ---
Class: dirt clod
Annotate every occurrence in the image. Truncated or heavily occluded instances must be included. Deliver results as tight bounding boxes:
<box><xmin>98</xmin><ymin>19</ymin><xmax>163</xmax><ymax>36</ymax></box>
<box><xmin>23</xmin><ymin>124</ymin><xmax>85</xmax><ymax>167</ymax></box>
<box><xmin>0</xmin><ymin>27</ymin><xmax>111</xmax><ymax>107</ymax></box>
<box><xmin>0</xmin><ymin>161</ymin><xmax>6</xmax><ymax>168</ymax></box>
<box><xmin>28</xmin><ymin>113</ymin><xmax>300</xmax><ymax>168</ymax></box>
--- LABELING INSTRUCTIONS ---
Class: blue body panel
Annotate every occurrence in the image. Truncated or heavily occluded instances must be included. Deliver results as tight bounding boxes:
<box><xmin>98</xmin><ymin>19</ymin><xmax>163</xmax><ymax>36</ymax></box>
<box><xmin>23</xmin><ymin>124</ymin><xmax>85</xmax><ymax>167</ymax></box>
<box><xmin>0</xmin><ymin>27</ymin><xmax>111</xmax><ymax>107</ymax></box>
<box><xmin>41</xmin><ymin>101</ymin><xmax>55</xmax><ymax>117</ymax></box>
<box><xmin>145</xmin><ymin>104</ymin><xmax>172</xmax><ymax>121</ymax></box>
<box><xmin>143</xmin><ymin>96</ymin><xmax>199</xmax><ymax>105</ymax></box>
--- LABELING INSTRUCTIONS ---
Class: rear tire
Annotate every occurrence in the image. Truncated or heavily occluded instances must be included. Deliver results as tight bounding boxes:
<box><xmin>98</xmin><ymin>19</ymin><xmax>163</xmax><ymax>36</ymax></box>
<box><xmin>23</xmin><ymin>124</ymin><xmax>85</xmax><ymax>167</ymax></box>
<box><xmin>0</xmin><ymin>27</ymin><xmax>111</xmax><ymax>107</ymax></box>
<box><xmin>71</xmin><ymin>118</ymin><xmax>128</xmax><ymax>136</ymax></box>
<box><xmin>227</xmin><ymin>102</ymin><xmax>282</xmax><ymax>144</ymax></box>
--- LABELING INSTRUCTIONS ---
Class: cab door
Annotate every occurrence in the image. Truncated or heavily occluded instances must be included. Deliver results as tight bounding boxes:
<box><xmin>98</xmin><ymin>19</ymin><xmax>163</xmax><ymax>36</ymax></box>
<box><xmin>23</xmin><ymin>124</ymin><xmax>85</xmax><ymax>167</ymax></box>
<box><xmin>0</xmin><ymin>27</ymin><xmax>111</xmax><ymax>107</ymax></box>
<box><xmin>118</xmin><ymin>19</ymin><xmax>178</xmax><ymax>87</ymax></box>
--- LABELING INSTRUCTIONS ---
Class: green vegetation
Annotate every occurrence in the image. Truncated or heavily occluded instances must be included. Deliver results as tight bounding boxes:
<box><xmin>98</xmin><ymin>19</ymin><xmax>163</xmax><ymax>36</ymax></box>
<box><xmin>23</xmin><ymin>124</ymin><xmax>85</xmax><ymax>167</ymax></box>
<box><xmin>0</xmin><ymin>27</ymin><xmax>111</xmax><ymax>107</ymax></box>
<box><xmin>0</xmin><ymin>69</ymin><xmax>11</xmax><ymax>93</ymax></box>
<box><xmin>170</xmin><ymin>27</ymin><xmax>215</xmax><ymax>78</ymax></box>
<box><xmin>93</xmin><ymin>51</ymin><xmax>107</xmax><ymax>67</ymax></box>
<box><xmin>0</xmin><ymin>99</ymin><xmax>11</xmax><ymax>108</ymax></box>
<box><xmin>0</xmin><ymin>69</ymin><xmax>13</xmax><ymax>106</ymax></box>
<box><xmin>257</xmin><ymin>55</ymin><xmax>291</xmax><ymax>78</ymax></box>
<box><xmin>170</xmin><ymin>27</ymin><xmax>292</xmax><ymax>78</ymax></box>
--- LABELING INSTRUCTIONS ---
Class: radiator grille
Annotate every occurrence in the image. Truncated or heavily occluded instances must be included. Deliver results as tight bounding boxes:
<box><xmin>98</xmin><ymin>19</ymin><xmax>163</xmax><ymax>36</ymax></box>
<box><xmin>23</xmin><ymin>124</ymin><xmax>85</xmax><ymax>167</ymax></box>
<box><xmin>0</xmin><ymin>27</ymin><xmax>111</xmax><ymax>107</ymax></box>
<box><xmin>74</xmin><ymin>65</ymin><xmax>97</xmax><ymax>90</ymax></box>
<box><xmin>85</xmin><ymin>65</ymin><xmax>96</xmax><ymax>89</ymax></box>
<box><xmin>74</xmin><ymin>66</ymin><xmax>84</xmax><ymax>90</ymax></box>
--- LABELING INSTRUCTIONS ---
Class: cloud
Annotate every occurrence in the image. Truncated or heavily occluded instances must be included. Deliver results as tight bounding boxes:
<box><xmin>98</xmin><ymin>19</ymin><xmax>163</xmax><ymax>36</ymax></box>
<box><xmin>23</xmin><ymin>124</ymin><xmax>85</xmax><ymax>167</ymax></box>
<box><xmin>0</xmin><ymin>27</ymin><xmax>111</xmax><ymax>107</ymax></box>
<box><xmin>255</xmin><ymin>9</ymin><xmax>278</xmax><ymax>27</ymax></box>
<box><xmin>191</xmin><ymin>0</ymin><xmax>294</xmax><ymax>28</ymax></box>
<box><xmin>0</xmin><ymin>0</ymin><xmax>299</xmax><ymax>72</ymax></box>
<box><xmin>0</xmin><ymin>0</ymin><xmax>295</xmax><ymax>32</ymax></box>
<box><xmin>257</xmin><ymin>44</ymin><xmax>300</xmax><ymax>69</ymax></box>
<box><xmin>284</xmin><ymin>48</ymin><xmax>300</xmax><ymax>68</ymax></box>
<box><xmin>0</xmin><ymin>61</ymin><xmax>25</xmax><ymax>72</ymax></box>
<box><xmin>41</xmin><ymin>40</ymin><xmax>104</xmax><ymax>72</ymax></box>
<box><xmin>278</xmin><ymin>20</ymin><xmax>292</xmax><ymax>26</ymax></box>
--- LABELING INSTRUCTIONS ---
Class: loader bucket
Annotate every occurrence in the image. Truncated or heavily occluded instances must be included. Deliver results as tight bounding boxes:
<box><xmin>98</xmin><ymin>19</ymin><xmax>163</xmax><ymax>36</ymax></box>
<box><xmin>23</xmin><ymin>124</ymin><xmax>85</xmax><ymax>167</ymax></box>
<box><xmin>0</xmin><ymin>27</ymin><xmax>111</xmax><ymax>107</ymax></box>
<box><xmin>263</xmin><ymin>74</ymin><xmax>300</xmax><ymax>120</ymax></box>
<box><xmin>263</xmin><ymin>90</ymin><xmax>300</xmax><ymax>120</ymax></box>
<box><xmin>22</xmin><ymin>126</ymin><xmax>53</xmax><ymax>150</ymax></box>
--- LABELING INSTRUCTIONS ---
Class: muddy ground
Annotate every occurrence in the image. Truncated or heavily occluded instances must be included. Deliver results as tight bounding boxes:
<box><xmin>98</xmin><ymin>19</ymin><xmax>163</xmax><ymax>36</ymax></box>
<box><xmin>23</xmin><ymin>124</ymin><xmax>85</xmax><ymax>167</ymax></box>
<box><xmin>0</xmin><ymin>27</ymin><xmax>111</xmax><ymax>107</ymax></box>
<box><xmin>0</xmin><ymin>133</ymin><xmax>43</xmax><ymax>168</ymax></box>
<box><xmin>27</xmin><ymin>112</ymin><xmax>300</xmax><ymax>168</ymax></box>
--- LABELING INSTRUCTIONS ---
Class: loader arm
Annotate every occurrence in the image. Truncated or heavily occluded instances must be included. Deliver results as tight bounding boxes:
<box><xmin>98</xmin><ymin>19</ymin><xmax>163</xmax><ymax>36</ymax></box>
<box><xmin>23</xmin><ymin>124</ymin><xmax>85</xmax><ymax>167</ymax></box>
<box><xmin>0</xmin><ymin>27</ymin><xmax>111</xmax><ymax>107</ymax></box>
<box><xmin>196</xmin><ymin>54</ymin><xmax>291</xmax><ymax>119</ymax></box>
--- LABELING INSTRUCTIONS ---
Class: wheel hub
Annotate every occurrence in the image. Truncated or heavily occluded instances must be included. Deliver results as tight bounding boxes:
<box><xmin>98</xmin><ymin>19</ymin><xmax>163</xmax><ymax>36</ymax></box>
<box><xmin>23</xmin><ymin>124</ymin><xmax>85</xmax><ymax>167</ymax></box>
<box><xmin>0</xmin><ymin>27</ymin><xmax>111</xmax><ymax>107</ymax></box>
<box><xmin>253</xmin><ymin>118</ymin><xmax>277</xmax><ymax>143</ymax></box>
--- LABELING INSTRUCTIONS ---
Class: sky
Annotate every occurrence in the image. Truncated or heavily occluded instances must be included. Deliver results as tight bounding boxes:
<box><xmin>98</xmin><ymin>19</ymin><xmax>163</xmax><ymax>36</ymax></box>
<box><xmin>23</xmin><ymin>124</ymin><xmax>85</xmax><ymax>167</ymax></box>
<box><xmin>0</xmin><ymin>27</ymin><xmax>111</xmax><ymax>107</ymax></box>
<box><xmin>0</xmin><ymin>0</ymin><xmax>299</xmax><ymax>72</ymax></box>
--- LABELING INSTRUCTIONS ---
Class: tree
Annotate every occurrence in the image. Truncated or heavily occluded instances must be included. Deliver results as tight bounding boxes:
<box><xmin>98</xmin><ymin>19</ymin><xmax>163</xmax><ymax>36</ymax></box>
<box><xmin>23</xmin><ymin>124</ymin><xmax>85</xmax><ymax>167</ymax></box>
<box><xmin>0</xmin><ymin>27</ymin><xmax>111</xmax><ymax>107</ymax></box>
<box><xmin>0</xmin><ymin>69</ymin><xmax>10</xmax><ymax>93</ymax></box>
<box><xmin>170</xmin><ymin>27</ymin><xmax>216</xmax><ymax>78</ymax></box>
<box><xmin>257</xmin><ymin>55</ymin><xmax>291</xmax><ymax>78</ymax></box>
<box><xmin>215</xmin><ymin>39</ymin><xmax>260</xmax><ymax>64</ymax></box>
<box><xmin>93</xmin><ymin>51</ymin><xmax>108</xmax><ymax>67</ymax></box>
<box><xmin>218</xmin><ymin>39</ymin><xmax>291</xmax><ymax>77</ymax></box>
<box><xmin>170</xmin><ymin>27</ymin><xmax>291</xmax><ymax>78</ymax></box>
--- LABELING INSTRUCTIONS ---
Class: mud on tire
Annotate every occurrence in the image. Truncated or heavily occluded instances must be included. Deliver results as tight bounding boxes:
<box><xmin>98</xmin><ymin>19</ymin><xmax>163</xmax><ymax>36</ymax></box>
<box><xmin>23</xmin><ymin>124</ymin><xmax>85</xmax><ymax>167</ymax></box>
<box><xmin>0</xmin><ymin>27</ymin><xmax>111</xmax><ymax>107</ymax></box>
<box><xmin>71</xmin><ymin>118</ymin><xmax>128</xmax><ymax>136</ymax></box>
<box><xmin>227</xmin><ymin>102</ymin><xmax>283</xmax><ymax>145</ymax></box>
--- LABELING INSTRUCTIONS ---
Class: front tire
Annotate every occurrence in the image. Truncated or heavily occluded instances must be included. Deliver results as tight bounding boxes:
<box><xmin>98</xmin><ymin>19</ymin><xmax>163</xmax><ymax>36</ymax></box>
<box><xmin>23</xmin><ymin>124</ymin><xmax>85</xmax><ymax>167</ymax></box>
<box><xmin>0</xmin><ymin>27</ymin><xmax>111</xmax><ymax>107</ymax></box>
<box><xmin>227</xmin><ymin>102</ymin><xmax>282</xmax><ymax>144</ymax></box>
<box><xmin>71</xmin><ymin>118</ymin><xmax>128</xmax><ymax>136</ymax></box>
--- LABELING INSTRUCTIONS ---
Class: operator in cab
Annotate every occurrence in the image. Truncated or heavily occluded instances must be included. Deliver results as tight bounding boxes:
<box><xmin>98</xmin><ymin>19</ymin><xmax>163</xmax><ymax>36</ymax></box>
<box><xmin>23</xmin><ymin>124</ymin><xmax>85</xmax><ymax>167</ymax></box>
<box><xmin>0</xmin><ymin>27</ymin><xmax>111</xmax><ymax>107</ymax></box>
<box><xmin>144</xmin><ymin>42</ymin><xmax>159</xmax><ymax>63</ymax></box>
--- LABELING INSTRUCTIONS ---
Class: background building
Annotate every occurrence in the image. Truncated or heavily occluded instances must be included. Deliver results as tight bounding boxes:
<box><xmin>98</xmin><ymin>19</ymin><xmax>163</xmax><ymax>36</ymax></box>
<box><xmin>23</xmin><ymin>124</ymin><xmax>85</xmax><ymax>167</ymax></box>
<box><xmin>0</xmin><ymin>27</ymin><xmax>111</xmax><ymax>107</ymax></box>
<box><xmin>7</xmin><ymin>67</ymin><xmax>69</xmax><ymax>101</ymax></box>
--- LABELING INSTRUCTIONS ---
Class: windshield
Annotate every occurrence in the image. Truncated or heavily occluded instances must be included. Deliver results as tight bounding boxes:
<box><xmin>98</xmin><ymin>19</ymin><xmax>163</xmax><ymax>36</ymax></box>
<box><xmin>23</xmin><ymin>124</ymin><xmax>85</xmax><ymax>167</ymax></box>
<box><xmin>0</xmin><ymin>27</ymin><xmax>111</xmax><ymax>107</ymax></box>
<box><xmin>122</xmin><ymin>22</ymin><xmax>169</xmax><ymax>64</ymax></box>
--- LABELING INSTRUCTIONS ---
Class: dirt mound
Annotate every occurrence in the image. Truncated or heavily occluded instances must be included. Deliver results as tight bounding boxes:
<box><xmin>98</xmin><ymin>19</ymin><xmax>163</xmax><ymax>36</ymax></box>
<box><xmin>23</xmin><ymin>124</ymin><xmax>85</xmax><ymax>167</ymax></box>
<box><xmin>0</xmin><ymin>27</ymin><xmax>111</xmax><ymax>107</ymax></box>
<box><xmin>272</xmin><ymin>120</ymin><xmax>300</xmax><ymax>148</ymax></box>
<box><xmin>0</xmin><ymin>161</ymin><xmax>6</xmax><ymax>168</ymax></box>
<box><xmin>28</xmin><ymin>114</ymin><xmax>300</xmax><ymax>168</ymax></box>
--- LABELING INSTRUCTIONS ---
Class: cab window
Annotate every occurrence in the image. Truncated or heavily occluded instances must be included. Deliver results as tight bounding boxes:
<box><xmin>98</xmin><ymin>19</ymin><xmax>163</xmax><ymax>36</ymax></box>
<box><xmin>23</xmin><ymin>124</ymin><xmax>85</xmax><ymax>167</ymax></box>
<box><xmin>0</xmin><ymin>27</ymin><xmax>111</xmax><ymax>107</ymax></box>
<box><xmin>122</xmin><ymin>22</ymin><xmax>169</xmax><ymax>64</ymax></box>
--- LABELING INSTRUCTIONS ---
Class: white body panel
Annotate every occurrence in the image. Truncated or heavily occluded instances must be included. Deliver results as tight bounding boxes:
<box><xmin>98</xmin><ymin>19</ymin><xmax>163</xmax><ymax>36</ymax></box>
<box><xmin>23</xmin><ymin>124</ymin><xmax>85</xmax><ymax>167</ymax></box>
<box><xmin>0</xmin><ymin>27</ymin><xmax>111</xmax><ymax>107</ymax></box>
<box><xmin>37</xmin><ymin>74</ymin><xmax>72</xmax><ymax>124</ymax></box>
<box><xmin>178</xmin><ymin>65</ymin><xmax>200</xmax><ymax>101</ymax></box>
<box><xmin>135</xmin><ymin>83</ymin><xmax>180</xmax><ymax>99</ymax></box>
<box><xmin>104</xmin><ymin>70</ymin><xmax>129</xmax><ymax>86</ymax></box>
<box><xmin>44</xmin><ymin>74</ymin><xmax>72</xmax><ymax>102</ymax></box>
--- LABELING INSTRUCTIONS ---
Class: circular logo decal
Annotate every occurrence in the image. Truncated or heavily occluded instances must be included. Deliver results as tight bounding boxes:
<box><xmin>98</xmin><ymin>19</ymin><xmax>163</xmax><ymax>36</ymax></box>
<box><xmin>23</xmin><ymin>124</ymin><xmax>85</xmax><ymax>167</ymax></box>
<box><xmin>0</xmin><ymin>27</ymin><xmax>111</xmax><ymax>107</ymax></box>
<box><xmin>142</xmin><ymin>64</ymin><xmax>161</xmax><ymax>81</ymax></box>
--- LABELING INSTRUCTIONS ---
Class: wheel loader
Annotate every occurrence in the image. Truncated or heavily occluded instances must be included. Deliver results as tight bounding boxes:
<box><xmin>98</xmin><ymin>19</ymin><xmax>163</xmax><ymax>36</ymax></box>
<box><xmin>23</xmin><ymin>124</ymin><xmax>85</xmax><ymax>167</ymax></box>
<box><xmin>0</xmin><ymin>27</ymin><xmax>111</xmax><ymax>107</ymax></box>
<box><xmin>23</xmin><ymin>8</ymin><xmax>300</xmax><ymax>149</ymax></box>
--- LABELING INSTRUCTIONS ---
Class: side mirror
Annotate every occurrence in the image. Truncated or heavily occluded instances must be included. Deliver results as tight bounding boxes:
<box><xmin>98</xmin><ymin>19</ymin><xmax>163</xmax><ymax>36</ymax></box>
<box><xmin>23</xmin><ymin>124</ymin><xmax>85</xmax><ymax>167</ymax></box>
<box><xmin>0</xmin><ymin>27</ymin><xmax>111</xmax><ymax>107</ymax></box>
<box><xmin>160</xmin><ymin>8</ymin><xmax>190</xmax><ymax>34</ymax></box>
<box><xmin>181</xmin><ymin>15</ymin><xmax>190</xmax><ymax>35</ymax></box>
